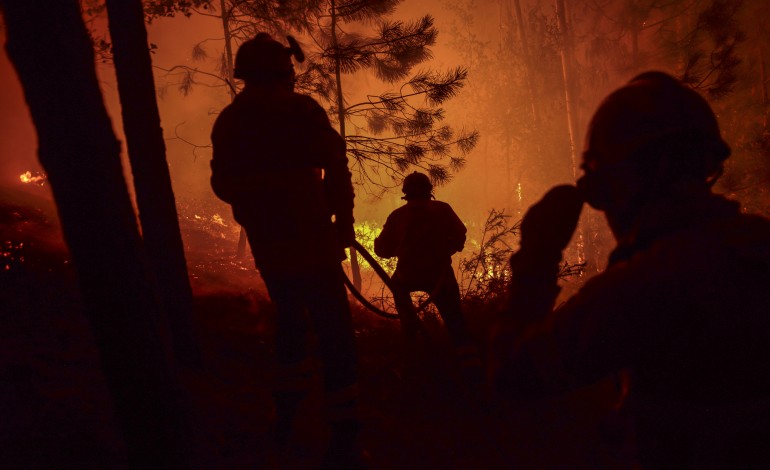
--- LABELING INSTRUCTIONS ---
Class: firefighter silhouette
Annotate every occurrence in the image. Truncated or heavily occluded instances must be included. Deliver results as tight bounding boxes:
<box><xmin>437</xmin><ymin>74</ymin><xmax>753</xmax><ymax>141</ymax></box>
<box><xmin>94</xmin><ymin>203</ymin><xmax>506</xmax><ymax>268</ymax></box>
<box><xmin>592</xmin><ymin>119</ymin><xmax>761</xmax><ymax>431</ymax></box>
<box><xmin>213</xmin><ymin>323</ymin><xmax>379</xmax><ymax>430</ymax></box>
<box><xmin>490</xmin><ymin>71</ymin><xmax>770</xmax><ymax>468</ymax></box>
<box><xmin>375</xmin><ymin>172</ymin><xmax>480</xmax><ymax>372</ymax></box>
<box><xmin>210</xmin><ymin>33</ymin><xmax>361</xmax><ymax>466</ymax></box>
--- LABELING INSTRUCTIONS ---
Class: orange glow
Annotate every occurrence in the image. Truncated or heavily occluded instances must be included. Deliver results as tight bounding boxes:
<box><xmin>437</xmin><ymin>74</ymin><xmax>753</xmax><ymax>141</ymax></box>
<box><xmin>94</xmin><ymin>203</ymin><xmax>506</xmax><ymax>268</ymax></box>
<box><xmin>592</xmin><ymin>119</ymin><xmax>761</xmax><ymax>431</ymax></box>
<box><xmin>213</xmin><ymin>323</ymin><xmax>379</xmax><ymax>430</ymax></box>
<box><xmin>19</xmin><ymin>171</ymin><xmax>46</xmax><ymax>186</ymax></box>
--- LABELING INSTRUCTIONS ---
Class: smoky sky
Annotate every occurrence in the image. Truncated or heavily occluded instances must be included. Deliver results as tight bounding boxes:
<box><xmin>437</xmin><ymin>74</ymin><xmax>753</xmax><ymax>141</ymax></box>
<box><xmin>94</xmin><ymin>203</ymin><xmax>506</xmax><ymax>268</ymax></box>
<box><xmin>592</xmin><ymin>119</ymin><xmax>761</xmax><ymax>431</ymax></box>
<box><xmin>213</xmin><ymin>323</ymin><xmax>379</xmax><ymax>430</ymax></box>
<box><xmin>2</xmin><ymin>0</ymin><xmax>768</xmax><ymax>232</ymax></box>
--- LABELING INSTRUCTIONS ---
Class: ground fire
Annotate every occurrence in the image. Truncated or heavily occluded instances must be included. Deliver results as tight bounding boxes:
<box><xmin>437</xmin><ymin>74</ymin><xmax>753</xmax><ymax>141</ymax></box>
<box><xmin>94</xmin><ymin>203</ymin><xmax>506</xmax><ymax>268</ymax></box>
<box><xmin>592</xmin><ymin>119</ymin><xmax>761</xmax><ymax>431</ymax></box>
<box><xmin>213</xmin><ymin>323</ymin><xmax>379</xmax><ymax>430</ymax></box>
<box><xmin>18</xmin><ymin>171</ymin><xmax>46</xmax><ymax>186</ymax></box>
<box><xmin>3</xmin><ymin>0</ymin><xmax>770</xmax><ymax>468</ymax></box>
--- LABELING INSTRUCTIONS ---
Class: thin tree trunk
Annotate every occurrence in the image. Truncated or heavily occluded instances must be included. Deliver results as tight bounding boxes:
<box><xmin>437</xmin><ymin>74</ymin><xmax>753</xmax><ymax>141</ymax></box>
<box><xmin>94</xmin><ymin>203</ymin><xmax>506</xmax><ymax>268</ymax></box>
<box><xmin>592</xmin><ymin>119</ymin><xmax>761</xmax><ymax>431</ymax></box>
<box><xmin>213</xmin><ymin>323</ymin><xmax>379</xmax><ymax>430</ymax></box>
<box><xmin>505</xmin><ymin>132</ymin><xmax>513</xmax><ymax>209</ymax></box>
<box><xmin>219</xmin><ymin>0</ymin><xmax>250</xmax><ymax>257</ymax></box>
<box><xmin>555</xmin><ymin>0</ymin><xmax>579</xmax><ymax>178</ymax></box>
<box><xmin>512</xmin><ymin>0</ymin><xmax>540</xmax><ymax>126</ymax></box>
<box><xmin>510</xmin><ymin>0</ymin><xmax>540</xmax><ymax>214</ymax></box>
<box><xmin>2</xmin><ymin>0</ymin><xmax>189</xmax><ymax>466</ymax></box>
<box><xmin>105</xmin><ymin>0</ymin><xmax>201</xmax><ymax>368</ymax></box>
<box><xmin>761</xmin><ymin>44</ymin><xmax>768</xmax><ymax>131</ymax></box>
<box><xmin>631</xmin><ymin>26</ymin><xmax>640</xmax><ymax>71</ymax></box>
<box><xmin>221</xmin><ymin>0</ymin><xmax>236</xmax><ymax>100</ymax></box>
<box><xmin>499</xmin><ymin>2</ymin><xmax>516</xmax><ymax>210</ymax></box>
<box><xmin>555</xmin><ymin>0</ymin><xmax>586</xmax><ymax>266</ymax></box>
<box><xmin>331</xmin><ymin>0</ymin><xmax>362</xmax><ymax>290</ymax></box>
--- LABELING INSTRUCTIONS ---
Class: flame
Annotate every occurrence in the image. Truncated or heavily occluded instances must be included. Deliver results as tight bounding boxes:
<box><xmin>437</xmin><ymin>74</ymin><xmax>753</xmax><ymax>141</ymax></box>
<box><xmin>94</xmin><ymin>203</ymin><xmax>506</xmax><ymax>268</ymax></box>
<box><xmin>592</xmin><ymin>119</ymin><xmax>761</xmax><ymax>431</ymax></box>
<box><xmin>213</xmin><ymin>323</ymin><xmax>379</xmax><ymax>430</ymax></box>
<box><xmin>212</xmin><ymin>214</ymin><xmax>226</xmax><ymax>226</ymax></box>
<box><xmin>19</xmin><ymin>171</ymin><xmax>47</xmax><ymax>186</ymax></box>
<box><xmin>346</xmin><ymin>221</ymin><xmax>396</xmax><ymax>275</ymax></box>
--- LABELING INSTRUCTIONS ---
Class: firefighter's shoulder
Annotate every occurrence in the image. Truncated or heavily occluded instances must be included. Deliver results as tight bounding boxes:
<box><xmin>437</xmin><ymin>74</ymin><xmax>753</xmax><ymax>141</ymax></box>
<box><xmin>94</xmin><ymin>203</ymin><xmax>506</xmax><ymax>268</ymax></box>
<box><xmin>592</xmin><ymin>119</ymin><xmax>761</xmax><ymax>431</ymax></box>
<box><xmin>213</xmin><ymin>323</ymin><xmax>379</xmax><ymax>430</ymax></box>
<box><xmin>288</xmin><ymin>92</ymin><xmax>328</xmax><ymax>118</ymax></box>
<box><xmin>431</xmin><ymin>200</ymin><xmax>458</xmax><ymax>214</ymax></box>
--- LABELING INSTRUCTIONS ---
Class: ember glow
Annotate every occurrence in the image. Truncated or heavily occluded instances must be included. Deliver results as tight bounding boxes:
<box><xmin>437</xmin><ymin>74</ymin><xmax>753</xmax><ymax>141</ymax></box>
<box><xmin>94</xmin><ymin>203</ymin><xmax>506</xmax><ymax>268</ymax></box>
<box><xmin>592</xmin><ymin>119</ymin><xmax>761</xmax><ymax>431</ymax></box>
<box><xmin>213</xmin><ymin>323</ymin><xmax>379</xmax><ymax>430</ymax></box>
<box><xmin>1</xmin><ymin>0</ymin><xmax>767</xmax><ymax>287</ymax></box>
<box><xmin>19</xmin><ymin>171</ymin><xmax>46</xmax><ymax>186</ymax></box>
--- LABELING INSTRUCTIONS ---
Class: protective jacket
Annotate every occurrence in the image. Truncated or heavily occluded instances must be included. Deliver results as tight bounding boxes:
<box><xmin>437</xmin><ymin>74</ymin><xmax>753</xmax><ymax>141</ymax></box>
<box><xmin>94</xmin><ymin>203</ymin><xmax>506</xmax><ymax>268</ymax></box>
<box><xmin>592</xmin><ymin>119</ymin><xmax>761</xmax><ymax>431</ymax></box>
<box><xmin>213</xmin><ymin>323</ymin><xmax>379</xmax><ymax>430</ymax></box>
<box><xmin>493</xmin><ymin>193</ymin><xmax>770</xmax><ymax>467</ymax></box>
<box><xmin>374</xmin><ymin>199</ymin><xmax>466</xmax><ymax>289</ymax></box>
<box><xmin>211</xmin><ymin>85</ymin><xmax>354</xmax><ymax>277</ymax></box>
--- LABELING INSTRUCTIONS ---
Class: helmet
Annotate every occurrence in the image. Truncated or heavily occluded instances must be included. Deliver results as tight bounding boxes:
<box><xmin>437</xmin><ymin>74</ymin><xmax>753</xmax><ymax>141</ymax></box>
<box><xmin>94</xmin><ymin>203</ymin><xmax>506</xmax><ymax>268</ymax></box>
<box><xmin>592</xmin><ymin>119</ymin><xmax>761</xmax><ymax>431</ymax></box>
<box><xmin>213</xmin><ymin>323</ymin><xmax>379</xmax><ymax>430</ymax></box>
<box><xmin>580</xmin><ymin>71</ymin><xmax>730</xmax><ymax>209</ymax></box>
<box><xmin>584</xmin><ymin>71</ymin><xmax>729</xmax><ymax>174</ymax></box>
<box><xmin>402</xmin><ymin>172</ymin><xmax>433</xmax><ymax>200</ymax></box>
<box><xmin>233</xmin><ymin>33</ymin><xmax>304</xmax><ymax>83</ymax></box>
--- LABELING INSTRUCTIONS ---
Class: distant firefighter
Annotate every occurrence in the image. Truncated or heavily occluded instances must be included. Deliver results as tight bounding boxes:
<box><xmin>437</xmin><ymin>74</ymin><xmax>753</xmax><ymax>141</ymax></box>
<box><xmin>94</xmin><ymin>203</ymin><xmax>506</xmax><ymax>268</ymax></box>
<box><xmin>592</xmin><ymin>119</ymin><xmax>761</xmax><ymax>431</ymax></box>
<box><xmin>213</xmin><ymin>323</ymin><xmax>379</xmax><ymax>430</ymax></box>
<box><xmin>375</xmin><ymin>172</ymin><xmax>480</xmax><ymax>373</ymax></box>
<box><xmin>490</xmin><ymin>71</ymin><xmax>770</xmax><ymax>468</ymax></box>
<box><xmin>209</xmin><ymin>33</ymin><xmax>361</xmax><ymax>467</ymax></box>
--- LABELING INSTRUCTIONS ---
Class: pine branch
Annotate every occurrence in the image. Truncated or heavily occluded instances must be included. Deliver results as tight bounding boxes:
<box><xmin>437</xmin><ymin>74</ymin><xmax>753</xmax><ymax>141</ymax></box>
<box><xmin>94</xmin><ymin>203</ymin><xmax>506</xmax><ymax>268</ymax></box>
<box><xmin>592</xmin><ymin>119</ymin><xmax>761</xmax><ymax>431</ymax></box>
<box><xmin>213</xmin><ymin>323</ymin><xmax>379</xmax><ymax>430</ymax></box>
<box><xmin>408</xmin><ymin>67</ymin><xmax>468</xmax><ymax>106</ymax></box>
<box><xmin>191</xmin><ymin>42</ymin><xmax>208</xmax><ymax>62</ymax></box>
<box><xmin>456</xmin><ymin>129</ymin><xmax>480</xmax><ymax>154</ymax></box>
<box><xmin>335</xmin><ymin>0</ymin><xmax>401</xmax><ymax>24</ymax></box>
<box><xmin>371</xmin><ymin>56</ymin><xmax>413</xmax><ymax>82</ymax></box>
<box><xmin>449</xmin><ymin>156</ymin><xmax>466</xmax><ymax>171</ymax></box>
<box><xmin>179</xmin><ymin>69</ymin><xmax>195</xmax><ymax>96</ymax></box>
<box><xmin>427</xmin><ymin>164</ymin><xmax>451</xmax><ymax>184</ymax></box>
<box><xmin>369</xmin><ymin>16</ymin><xmax>437</xmax><ymax>82</ymax></box>
<box><xmin>143</xmin><ymin>0</ymin><xmax>212</xmax><ymax>22</ymax></box>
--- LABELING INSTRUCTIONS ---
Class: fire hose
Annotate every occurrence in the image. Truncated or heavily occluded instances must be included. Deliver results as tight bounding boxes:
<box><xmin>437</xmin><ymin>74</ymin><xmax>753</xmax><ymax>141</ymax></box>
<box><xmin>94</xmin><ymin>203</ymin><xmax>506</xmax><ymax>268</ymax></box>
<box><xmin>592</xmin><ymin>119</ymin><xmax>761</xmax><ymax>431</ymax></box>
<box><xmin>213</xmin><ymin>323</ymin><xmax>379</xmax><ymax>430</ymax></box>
<box><xmin>341</xmin><ymin>240</ymin><xmax>399</xmax><ymax>319</ymax></box>
<box><xmin>342</xmin><ymin>240</ymin><xmax>436</xmax><ymax>324</ymax></box>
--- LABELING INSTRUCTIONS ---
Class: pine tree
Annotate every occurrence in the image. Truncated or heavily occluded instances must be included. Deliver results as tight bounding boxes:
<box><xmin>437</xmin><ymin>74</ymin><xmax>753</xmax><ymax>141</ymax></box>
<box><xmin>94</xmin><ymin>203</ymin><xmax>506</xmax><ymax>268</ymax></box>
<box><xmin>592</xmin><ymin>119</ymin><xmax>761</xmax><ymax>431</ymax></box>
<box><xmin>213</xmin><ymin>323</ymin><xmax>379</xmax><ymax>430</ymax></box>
<box><xmin>130</xmin><ymin>1</ymin><xmax>478</xmax><ymax>194</ymax></box>
<box><xmin>122</xmin><ymin>0</ymin><xmax>478</xmax><ymax>286</ymax></box>
<box><xmin>308</xmin><ymin>0</ymin><xmax>478</xmax><ymax>287</ymax></box>
<box><xmin>305</xmin><ymin>1</ymin><xmax>479</xmax><ymax>194</ymax></box>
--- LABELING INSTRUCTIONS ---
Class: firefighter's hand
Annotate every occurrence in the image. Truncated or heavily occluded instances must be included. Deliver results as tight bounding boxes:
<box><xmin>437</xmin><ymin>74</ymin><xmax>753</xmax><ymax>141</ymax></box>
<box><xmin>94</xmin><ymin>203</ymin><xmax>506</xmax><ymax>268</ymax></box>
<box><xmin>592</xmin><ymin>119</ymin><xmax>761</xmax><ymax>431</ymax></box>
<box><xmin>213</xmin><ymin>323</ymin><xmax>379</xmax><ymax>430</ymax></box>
<box><xmin>335</xmin><ymin>221</ymin><xmax>356</xmax><ymax>248</ymax></box>
<box><xmin>519</xmin><ymin>185</ymin><xmax>584</xmax><ymax>259</ymax></box>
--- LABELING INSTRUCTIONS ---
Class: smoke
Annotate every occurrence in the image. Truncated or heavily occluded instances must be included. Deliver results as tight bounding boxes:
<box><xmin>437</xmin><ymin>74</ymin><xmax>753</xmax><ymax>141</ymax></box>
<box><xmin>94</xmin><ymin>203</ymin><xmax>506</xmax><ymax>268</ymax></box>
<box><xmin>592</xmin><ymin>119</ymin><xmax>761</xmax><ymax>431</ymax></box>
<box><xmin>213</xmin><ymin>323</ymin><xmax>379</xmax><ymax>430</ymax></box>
<box><xmin>0</xmin><ymin>47</ymin><xmax>43</xmax><ymax>191</ymax></box>
<box><xmin>2</xmin><ymin>0</ymin><xmax>768</xmax><ymax>288</ymax></box>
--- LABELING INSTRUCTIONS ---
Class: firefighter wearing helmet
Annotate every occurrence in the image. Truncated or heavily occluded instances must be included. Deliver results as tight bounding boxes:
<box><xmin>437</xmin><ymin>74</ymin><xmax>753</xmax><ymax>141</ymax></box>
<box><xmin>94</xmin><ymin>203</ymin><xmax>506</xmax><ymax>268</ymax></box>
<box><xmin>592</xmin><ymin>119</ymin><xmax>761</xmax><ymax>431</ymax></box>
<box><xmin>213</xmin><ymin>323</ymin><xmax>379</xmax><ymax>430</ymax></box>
<box><xmin>210</xmin><ymin>33</ymin><xmax>361</xmax><ymax>466</ymax></box>
<box><xmin>375</xmin><ymin>172</ymin><xmax>481</xmax><ymax>376</ymax></box>
<box><xmin>490</xmin><ymin>71</ymin><xmax>770</xmax><ymax>467</ymax></box>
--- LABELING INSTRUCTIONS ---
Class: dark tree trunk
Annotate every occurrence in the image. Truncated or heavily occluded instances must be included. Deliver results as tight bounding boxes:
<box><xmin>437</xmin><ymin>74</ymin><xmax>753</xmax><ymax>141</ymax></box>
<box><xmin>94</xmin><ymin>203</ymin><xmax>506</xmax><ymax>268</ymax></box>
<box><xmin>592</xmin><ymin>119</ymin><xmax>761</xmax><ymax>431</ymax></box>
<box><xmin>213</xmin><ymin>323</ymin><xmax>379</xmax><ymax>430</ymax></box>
<box><xmin>330</xmin><ymin>0</ymin><xmax>362</xmax><ymax>290</ymax></box>
<box><xmin>2</xmin><ymin>0</ymin><xmax>189</xmax><ymax>466</ymax></box>
<box><xmin>105</xmin><ymin>0</ymin><xmax>201</xmax><ymax>368</ymax></box>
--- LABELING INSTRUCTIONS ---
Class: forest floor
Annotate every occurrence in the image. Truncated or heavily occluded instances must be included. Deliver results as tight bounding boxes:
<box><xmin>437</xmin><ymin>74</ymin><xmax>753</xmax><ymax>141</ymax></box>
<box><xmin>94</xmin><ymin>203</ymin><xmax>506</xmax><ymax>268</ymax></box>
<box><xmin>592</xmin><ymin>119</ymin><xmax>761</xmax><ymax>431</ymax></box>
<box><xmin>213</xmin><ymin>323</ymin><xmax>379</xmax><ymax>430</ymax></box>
<box><xmin>1</xmin><ymin>192</ymin><xmax>623</xmax><ymax>469</ymax></box>
<box><xmin>1</xmin><ymin>270</ymin><xmax>623</xmax><ymax>469</ymax></box>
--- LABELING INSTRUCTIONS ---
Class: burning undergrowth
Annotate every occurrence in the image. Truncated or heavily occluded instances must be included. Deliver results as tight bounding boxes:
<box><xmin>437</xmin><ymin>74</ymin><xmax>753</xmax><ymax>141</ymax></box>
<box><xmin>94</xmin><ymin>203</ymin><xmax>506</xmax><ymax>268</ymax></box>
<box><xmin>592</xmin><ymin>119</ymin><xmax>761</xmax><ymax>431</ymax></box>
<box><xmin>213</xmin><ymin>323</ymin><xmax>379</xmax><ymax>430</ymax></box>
<box><xmin>175</xmin><ymin>196</ymin><xmax>265</xmax><ymax>295</ymax></box>
<box><xmin>0</xmin><ymin>187</ymin><xmax>71</xmax><ymax>279</ymax></box>
<box><xmin>0</xmin><ymin>187</ymin><xmax>264</xmax><ymax>295</ymax></box>
<box><xmin>173</xmin><ymin>196</ymin><xmax>399</xmax><ymax>342</ymax></box>
<box><xmin>0</xmin><ymin>181</ymin><xmax>529</xmax><ymax>351</ymax></box>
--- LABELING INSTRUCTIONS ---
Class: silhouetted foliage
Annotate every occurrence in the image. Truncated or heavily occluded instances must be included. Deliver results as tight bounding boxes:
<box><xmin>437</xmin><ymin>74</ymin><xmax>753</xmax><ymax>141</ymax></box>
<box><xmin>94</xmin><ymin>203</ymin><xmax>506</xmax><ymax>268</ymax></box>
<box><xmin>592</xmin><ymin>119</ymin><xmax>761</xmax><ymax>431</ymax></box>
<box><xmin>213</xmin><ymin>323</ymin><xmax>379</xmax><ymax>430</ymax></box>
<box><xmin>291</xmin><ymin>0</ymin><xmax>479</xmax><ymax>194</ymax></box>
<box><xmin>457</xmin><ymin>209</ymin><xmax>583</xmax><ymax>303</ymax></box>
<box><xmin>458</xmin><ymin>209</ymin><xmax>520</xmax><ymax>302</ymax></box>
<box><xmin>444</xmin><ymin>0</ymin><xmax>769</xmax><ymax>272</ymax></box>
<box><xmin>102</xmin><ymin>0</ymin><xmax>478</xmax><ymax>194</ymax></box>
